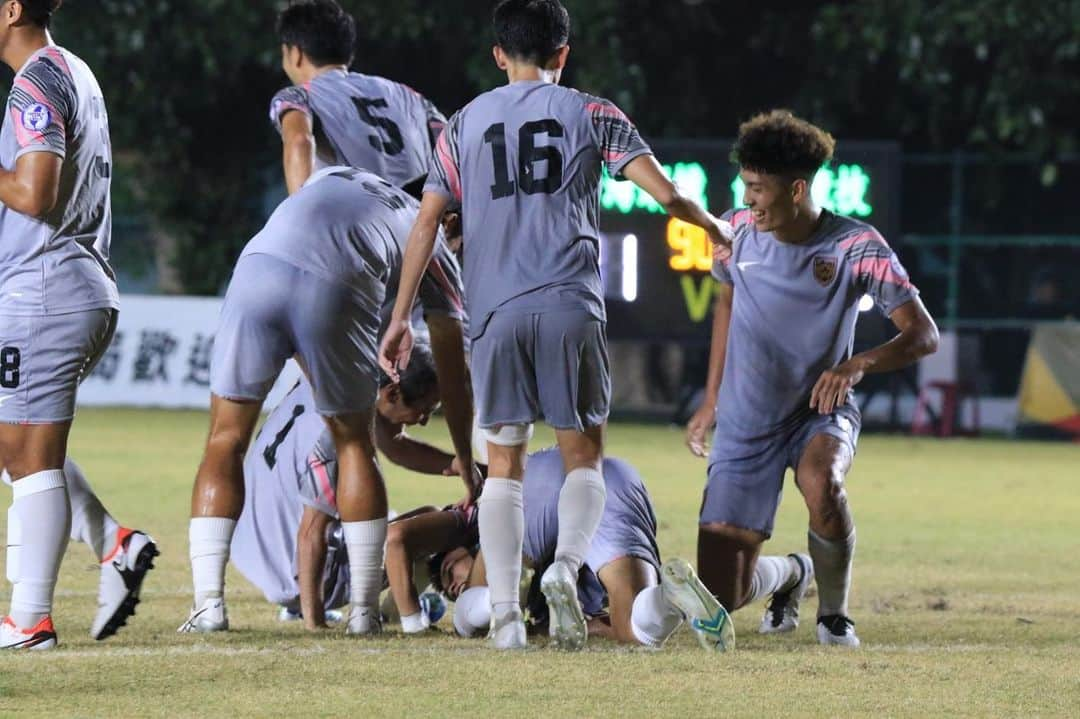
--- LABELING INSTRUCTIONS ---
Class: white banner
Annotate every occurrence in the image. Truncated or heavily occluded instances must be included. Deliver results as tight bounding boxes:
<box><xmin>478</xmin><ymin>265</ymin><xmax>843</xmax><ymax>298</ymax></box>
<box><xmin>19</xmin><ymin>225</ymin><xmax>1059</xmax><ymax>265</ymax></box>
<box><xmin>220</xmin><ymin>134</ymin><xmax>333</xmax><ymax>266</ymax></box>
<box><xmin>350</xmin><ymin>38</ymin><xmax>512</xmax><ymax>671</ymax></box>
<box><xmin>78</xmin><ymin>295</ymin><xmax>301</xmax><ymax>410</ymax></box>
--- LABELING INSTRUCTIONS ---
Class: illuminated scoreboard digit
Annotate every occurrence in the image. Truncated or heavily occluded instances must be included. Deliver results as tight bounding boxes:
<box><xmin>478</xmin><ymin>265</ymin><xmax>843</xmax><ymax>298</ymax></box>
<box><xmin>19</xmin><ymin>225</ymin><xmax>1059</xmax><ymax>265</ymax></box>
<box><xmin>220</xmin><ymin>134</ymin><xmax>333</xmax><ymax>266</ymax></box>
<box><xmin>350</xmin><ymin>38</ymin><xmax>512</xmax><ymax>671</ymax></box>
<box><xmin>598</xmin><ymin>139</ymin><xmax>900</xmax><ymax>340</ymax></box>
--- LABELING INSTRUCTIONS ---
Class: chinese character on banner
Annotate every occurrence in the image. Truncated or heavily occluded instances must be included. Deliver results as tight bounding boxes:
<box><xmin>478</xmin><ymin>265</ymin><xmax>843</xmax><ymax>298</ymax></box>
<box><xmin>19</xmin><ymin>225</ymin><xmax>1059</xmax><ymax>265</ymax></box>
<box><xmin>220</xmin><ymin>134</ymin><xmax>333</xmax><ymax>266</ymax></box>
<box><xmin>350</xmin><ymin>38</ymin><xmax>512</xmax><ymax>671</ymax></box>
<box><xmin>185</xmin><ymin>333</ymin><xmax>214</xmax><ymax>386</ymax></box>
<box><xmin>831</xmin><ymin>165</ymin><xmax>873</xmax><ymax>217</ymax></box>
<box><xmin>132</xmin><ymin>329</ymin><xmax>179</xmax><ymax>382</ymax></box>
<box><xmin>89</xmin><ymin>331</ymin><xmax>124</xmax><ymax>382</ymax></box>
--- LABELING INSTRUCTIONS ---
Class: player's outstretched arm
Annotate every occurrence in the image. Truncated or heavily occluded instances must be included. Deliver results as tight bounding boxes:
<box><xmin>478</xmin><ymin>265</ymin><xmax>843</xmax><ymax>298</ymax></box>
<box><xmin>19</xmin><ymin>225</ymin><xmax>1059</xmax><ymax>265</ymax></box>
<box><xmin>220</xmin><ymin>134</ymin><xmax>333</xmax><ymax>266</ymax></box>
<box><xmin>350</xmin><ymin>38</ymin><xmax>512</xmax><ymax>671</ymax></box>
<box><xmin>810</xmin><ymin>296</ymin><xmax>940</xmax><ymax>414</ymax></box>
<box><xmin>280</xmin><ymin>110</ymin><xmax>315</xmax><ymax>195</ymax></box>
<box><xmin>621</xmin><ymin>154</ymin><xmax>733</xmax><ymax>248</ymax></box>
<box><xmin>374</xmin><ymin>411</ymin><xmax>456</xmax><ymax>475</ymax></box>
<box><xmin>379</xmin><ymin>192</ymin><xmax>451</xmax><ymax>382</ymax></box>
<box><xmin>385</xmin><ymin>508</ymin><xmax>466</xmax><ymax>620</ymax></box>
<box><xmin>687</xmin><ymin>283</ymin><xmax>733</xmax><ymax>457</ymax></box>
<box><xmin>297</xmin><ymin>505</ymin><xmax>334</xmax><ymax>630</ymax></box>
<box><xmin>426</xmin><ymin>314</ymin><xmax>481</xmax><ymax>503</ymax></box>
<box><xmin>0</xmin><ymin>151</ymin><xmax>62</xmax><ymax>217</ymax></box>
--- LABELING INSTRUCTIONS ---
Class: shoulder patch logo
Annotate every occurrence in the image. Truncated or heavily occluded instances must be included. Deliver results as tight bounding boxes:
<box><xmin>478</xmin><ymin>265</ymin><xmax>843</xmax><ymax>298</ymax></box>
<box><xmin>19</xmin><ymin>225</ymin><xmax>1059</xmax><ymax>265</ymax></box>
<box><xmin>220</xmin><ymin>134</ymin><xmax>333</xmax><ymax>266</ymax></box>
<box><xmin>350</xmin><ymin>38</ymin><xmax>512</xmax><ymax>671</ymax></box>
<box><xmin>813</xmin><ymin>256</ymin><xmax>838</xmax><ymax>286</ymax></box>
<box><xmin>21</xmin><ymin>103</ymin><xmax>50</xmax><ymax>132</ymax></box>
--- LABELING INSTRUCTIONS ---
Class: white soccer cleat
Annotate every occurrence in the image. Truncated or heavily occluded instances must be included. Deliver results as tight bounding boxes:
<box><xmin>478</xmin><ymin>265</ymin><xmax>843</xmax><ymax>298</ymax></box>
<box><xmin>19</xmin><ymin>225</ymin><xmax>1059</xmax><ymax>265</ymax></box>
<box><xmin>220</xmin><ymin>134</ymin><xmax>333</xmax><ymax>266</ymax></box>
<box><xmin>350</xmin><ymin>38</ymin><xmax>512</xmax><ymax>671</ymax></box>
<box><xmin>177</xmin><ymin>597</ymin><xmax>228</xmax><ymax>634</ymax></box>
<box><xmin>277</xmin><ymin>606</ymin><xmax>344</xmax><ymax>624</ymax></box>
<box><xmin>92</xmin><ymin>528</ymin><xmax>159</xmax><ymax>640</ymax></box>
<box><xmin>759</xmin><ymin>553</ymin><xmax>814</xmax><ymax>635</ymax></box>
<box><xmin>345</xmin><ymin>606</ymin><xmax>382</xmax><ymax>636</ymax></box>
<box><xmin>661</xmin><ymin>558</ymin><xmax>735</xmax><ymax>653</ymax></box>
<box><xmin>817</xmin><ymin>614</ymin><xmax>861</xmax><ymax>647</ymax></box>
<box><xmin>0</xmin><ymin>615</ymin><xmax>57</xmax><ymax>650</ymax></box>
<box><xmin>488</xmin><ymin>610</ymin><xmax>527</xmax><ymax>650</ymax></box>
<box><xmin>540</xmin><ymin>561</ymin><xmax>587</xmax><ymax>651</ymax></box>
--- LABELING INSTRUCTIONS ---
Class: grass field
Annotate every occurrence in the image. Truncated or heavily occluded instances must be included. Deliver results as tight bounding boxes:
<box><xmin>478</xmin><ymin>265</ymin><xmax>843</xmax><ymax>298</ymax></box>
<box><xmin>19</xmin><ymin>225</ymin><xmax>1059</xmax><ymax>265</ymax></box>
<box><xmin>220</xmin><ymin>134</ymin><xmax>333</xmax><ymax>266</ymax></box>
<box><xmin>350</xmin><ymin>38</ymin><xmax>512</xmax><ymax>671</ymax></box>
<box><xmin>0</xmin><ymin>408</ymin><xmax>1078</xmax><ymax>717</ymax></box>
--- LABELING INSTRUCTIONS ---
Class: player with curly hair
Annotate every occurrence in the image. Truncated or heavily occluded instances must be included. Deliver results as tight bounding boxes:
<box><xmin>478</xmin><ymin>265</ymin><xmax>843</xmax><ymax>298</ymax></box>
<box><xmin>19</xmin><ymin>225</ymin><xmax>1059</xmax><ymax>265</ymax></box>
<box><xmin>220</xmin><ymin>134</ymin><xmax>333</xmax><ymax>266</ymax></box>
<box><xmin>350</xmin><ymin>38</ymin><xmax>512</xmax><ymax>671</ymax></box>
<box><xmin>685</xmin><ymin>110</ymin><xmax>940</xmax><ymax>647</ymax></box>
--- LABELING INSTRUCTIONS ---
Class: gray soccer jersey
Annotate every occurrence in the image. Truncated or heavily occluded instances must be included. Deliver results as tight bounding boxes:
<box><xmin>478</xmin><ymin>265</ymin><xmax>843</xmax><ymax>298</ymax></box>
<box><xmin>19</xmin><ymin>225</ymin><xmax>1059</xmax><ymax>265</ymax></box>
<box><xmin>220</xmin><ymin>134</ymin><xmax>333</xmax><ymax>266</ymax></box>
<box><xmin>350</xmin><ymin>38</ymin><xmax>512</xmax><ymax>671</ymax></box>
<box><xmin>710</xmin><ymin>208</ymin><xmax>919</xmax><ymax>443</ymax></box>
<box><xmin>425</xmin><ymin>81</ymin><xmax>651</xmax><ymax>338</ymax></box>
<box><xmin>0</xmin><ymin>45</ymin><xmax>117</xmax><ymax>316</ymax></box>
<box><xmin>270</xmin><ymin>70</ymin><xmax>446</xmax><ymax>191</ymax></box>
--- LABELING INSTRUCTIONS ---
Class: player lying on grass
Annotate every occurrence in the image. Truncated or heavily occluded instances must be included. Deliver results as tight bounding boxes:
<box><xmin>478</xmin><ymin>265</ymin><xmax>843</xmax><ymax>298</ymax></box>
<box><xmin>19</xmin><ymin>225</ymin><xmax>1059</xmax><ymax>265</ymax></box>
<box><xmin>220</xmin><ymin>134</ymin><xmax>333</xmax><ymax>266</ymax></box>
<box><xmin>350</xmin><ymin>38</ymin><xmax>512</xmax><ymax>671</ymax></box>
<box><xmin>231</xmin><ymin>345</ymin><xmax>464</xmax><ymax>632</ymax></box>
<box><xmin>685</xmin><ymin>111</ymin><xmax>939</xmax><ymax>647</ymax></box>
<box><xmin>182</xmin><ymin>166</ymin><xmax>478</xmax><ymax>636</ymax></box>
<box><xmin>2</xmin><ymin>461</ymin><xmax>157</xmax><ymax>642</ymax></box>
<box><xmin>385</xmin><ymin>447</ymin><xmax>734</xmax><ymax>651</ymax></box>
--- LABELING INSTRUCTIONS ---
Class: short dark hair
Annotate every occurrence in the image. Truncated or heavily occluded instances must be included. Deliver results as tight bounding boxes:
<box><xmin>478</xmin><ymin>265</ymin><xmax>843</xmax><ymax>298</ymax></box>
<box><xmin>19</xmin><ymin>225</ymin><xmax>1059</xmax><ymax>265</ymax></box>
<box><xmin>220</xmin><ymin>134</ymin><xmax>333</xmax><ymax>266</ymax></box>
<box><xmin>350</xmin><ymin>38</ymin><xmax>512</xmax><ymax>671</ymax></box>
<box><xmin>19</xmin><ymin>0</ymin><xmax>62</xmax><ymax>27</ymax></box>
<box><xmin>277</xmin><ymin>0</ymin><xmax>356</xmax><ymax>67</ymax></box>
<box><xmin>493</xmin><ymin>0</ymin><xmax>570</xmax><ymax>65</ymax></box>
<box><xmin>732</xmin><ymin>110</ymin><xmax>836</xmax><ymax>181</ymax></box>
<box><xmin>379</xmin><ymin>340</ymin><xmax>438</xmax><ymax>406</ymax></box>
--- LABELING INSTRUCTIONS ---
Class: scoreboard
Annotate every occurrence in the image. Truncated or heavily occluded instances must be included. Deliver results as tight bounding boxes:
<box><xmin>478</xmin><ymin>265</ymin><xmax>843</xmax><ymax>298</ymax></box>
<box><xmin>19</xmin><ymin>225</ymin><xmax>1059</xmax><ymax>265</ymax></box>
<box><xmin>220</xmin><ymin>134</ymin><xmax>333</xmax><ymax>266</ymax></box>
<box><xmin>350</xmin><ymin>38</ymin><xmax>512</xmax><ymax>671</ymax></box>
<box><xmin>598</xmin><ymin>139</ymin><xmax>901</xmax><ymax>340</ymax></box>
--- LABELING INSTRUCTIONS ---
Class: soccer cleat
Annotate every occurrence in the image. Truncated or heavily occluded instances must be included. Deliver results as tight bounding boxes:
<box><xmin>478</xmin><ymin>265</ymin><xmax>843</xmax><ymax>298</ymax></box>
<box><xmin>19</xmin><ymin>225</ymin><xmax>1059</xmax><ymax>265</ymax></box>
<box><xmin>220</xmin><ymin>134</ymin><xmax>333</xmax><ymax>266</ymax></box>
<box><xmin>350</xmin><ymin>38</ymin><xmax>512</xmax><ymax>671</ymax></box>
<box><xmin>817</xmin><ymin>614</ymin><xmax>861</xmax><ymax>647</ymax></box>
<box><xmin>345</xmin><ymin>606</ymin><xmax>382</xmax><ymax>636</ymax></box>
<box><xmin>759</xmin><ymin>553</ymin><xmax>814</xmax><ymax>635</ymax></box>
<box><xmin>540</xmin><ymin>561</ymin><xmax>587</xmax><ymax>651</ymax></box>
<box><xmin>661</xmin><ymin>558</ymin><xmax>735</xmax><ymax>652</ymax></box>
<box><xmin>92</xmin><ymin>528</ymin><xmax>159</xmax><ymax>640</ymax></box>
<box><xmin>488</xmin><ymin>609</ymin><xmax>527</xmax><ymax>650</ymax></box>
<box><xmin>1</xmin><ymin>615</ymin><xmax>57</xmax><ymax>650</ymax></box>
<box><xmin>177</xmin><ymin>597</ymin><xmax>228</xmax><ymax>633</ymax></box>
<box><xmin>277</xmin><ymin>606</ymin><xmax>344</xmax><ymax>624</ymax></box>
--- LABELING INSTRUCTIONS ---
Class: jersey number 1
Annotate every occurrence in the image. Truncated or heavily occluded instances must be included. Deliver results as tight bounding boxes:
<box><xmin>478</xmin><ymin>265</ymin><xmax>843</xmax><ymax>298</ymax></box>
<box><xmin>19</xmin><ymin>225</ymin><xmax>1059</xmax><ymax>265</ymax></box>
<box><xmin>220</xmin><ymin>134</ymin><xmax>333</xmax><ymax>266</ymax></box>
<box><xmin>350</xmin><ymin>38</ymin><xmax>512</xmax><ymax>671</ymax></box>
<box><xmin>483</xmin><ymin>120</ymin><xmax>565</xmax><ymax>199</ymax></box>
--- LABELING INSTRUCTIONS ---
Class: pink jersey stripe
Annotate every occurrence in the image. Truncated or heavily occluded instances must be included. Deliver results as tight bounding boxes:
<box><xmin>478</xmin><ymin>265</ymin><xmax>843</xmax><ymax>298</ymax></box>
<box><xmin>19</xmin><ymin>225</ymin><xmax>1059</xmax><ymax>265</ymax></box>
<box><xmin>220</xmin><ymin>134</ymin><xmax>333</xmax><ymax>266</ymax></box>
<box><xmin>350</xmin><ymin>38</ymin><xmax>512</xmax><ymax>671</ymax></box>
<box><xmin>585</xmin><ymin>102</ymin><xmax>627</xmax><ymax>120</ymax></box>
<box><xmin>729</xmin><ymin>209</ymin><xmax>753</xmax><ymax>227</ymax></box>
<box><xmin>838</xmin><ymin>230</ymin><xmax>888</xmax><ymax>251</ymax></box>
<box><xmin>850</xmin><ymin>257</ymin><xmax>912</xmax><ymax>289</ymax></box>
<box><xmin>42</xmin><ymin>46</ymin><xmax>70</xmax><ymax>75</ymax></box>
<box><xmin>436</xmin><ymin>131</ymin><xmax>462</xmax><ymax>201</ymax></box>
<box><xmin>603</xmin><ymin>149</ymin><xmax>628</xmax><ymax>163</ymax></box>
<box><xmin>310</xmin><ymin>457</ymin><xmax>337</xmax><ymax>511</ymax></box>
<box><xmin>426</xmin><ymin>258</ymin><xmax>465</xmax><ymax>314</ymax></box>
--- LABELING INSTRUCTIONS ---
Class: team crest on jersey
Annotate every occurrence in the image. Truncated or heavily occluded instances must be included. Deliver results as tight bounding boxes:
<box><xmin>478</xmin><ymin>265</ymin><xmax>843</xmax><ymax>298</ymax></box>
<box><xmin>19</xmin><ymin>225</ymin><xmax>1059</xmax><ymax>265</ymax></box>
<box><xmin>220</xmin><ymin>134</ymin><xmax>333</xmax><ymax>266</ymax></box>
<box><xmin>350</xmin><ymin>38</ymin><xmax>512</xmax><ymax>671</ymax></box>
<box><xmin>813</xmin><ymin>256</ymin><xmax>838</xmax><ymax>286</ymax></box>
<box><xmin>21</xmin><ymin>104</ymin><xmax>50</xmax><ymax>131</ymax></box>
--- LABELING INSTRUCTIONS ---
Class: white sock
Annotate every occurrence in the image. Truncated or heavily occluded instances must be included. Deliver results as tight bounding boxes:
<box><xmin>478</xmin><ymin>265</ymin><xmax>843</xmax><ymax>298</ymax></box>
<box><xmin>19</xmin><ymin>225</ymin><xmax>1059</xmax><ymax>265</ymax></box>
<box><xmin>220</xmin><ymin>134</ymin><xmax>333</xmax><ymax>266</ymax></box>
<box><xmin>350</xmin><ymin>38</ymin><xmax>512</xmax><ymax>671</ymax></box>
<box><xmin>630</xmin><ymin>585</ymin><xmax>684</xmax><ymax>647</ymax></box>
<box><xmin>189</xmin><ymin>517</ymin><xmax>236</xmax><ymax>606</ymax></box>
<box><xmin>809</xmin><ymin>528</ymin><xmax>856</xmax><ymax>617</ymax></box>
<box><xmin>400</xmin><ymin>611</ymin><xmax>430</xmax><ymax>634</ymax></box>
<box><xmin>554</xmin><ymin>467</ymin><xmax>606</xmax><ymax>575</ymax></box>
<box><xmin>453</xmin><ymin>586</ymin><xmax>491</xmax><ymax>638</ymax></box>
<box><xmin>8</xmin><ymin>469</ymin><xmax>70</xmax><ymax>628</ymax></box>
<box><xmin>64</xmin><ymin>459</ymin><xmax>120</xmax><ymax>562</ymax></box>
<box><xmin>478</xmin><ymin>478</ymin><xmax>524</xmax><ymax>618</ymax></box>
<box><xmin>746</xmin><ymin>555</ymin><xmax>800</xmax><ymax>605</ymax></box>
<box><xmin>343</xmin><ymin>518</ymin><xmax>387</xmax><ymax>611</ymax></box>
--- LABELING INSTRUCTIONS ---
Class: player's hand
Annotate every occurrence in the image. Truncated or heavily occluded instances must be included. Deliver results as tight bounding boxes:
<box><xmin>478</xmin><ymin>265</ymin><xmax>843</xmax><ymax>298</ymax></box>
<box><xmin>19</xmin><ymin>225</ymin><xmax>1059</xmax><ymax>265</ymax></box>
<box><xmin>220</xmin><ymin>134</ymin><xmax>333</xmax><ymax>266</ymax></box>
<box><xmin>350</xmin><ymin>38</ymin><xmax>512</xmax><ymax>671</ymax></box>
<box><xmin>378</xmin><ymin>318</ymin><xmax>415</xmax><ymax>383</ymax></box>
<box><xmin>686</xmin><ymin>401</ymin><xmax>716</xmax><ymax>458</ymax></box>
<box><xmin>461</xmin><ymin>461</ymin><xmax>484</xmax><ymax>506</ymax></box>
<box><xmin>810</xmin><ymin>358</ymin><xmax>867</xmax><ymax>415</ymax></box>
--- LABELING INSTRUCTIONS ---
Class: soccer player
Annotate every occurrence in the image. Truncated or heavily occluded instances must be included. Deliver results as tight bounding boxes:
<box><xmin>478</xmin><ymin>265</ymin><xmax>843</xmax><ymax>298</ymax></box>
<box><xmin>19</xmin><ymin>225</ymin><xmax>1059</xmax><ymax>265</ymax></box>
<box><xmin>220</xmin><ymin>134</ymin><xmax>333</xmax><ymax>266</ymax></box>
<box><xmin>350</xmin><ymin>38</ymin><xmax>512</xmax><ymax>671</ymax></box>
<box><xmin>685</xmin><ymin>111</ymin><xmax>940</xmax><ymax>647</ymax></box>
<box><xmin>272</xmin><ymin>0</ymin><xmax>446</xmax><ymax>197</ymax></box>
<box><xmin>180</xmin><ymin>167</ymin><xmax>475</xmax><ymax>636</ymax></box>
<box><xmin>379</xmin><ymin>0</ymin><xmax>731</xmax><ymax>651</ymax></box>
<box><xmin>0</xmin><ymin>1</ymin><xmax>121</xmax><ymax>650</ymax></box>
<box><xmin>386</xmin><ymin>447</ymin><xmax>733</xmax><ymax>651</ymax></box>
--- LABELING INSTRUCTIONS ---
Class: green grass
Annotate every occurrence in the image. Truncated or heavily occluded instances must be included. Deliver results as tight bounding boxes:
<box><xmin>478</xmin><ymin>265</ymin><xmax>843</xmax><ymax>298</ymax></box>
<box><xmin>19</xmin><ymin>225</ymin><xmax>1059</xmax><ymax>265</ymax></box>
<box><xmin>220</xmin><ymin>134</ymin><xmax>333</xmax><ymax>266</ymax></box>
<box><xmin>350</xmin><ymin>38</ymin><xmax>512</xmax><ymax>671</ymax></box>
<box><xmin>1</xmin><ymin>409</ymin><xmax>1079</xmax><ymax>717</ymax></box>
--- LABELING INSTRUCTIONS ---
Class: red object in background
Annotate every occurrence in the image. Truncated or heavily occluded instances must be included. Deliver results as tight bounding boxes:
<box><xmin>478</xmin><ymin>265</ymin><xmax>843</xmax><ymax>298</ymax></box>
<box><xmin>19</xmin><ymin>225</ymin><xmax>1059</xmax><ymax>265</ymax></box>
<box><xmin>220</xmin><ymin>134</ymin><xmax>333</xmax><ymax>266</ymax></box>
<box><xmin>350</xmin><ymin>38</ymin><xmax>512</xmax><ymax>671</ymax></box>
<box><xmin>912</xmin><ymin>381</ymin><xmax>982</xmax><ymax>437</ymax></box>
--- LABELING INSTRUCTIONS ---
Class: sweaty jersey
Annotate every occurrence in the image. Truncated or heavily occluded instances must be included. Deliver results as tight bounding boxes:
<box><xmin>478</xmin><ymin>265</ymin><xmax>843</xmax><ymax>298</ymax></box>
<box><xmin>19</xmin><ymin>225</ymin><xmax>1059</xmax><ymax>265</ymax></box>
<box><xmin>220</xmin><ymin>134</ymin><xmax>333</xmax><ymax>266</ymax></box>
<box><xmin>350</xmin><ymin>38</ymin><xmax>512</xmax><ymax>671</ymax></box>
<box><xmin>241</xmin><ymin>166</ymin><xmax>465</xmax><ymax>328</ymax></box>
<box><xmin>711</xmin><ymin>208</ymin><xmax>919</xmax><ymax>440</ymax></box>
<box><xmin>425</xmin><ymin>81</ymin><xmax>651</xmax><ymax>338</ymax></box>
<box><xmin>270</xmin><ymin>70</ymin><xmax>446</xmax><ymax>191</ymax></box>
<box><xmin>0</xmin><ymin>45</ymin><xmax>117</xmax><ymax>316</ymax></box>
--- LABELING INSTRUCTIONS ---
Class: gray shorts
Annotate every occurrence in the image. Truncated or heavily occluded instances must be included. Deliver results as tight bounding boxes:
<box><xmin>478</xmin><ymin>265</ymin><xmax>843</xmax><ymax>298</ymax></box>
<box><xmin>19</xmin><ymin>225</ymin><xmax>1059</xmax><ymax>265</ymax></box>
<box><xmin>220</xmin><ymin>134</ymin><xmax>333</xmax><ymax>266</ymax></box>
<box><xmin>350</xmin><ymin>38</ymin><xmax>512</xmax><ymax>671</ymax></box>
<box><xmin>471</xmin><ymin>309</ymin><xmax>610</xmax><ymax>431</ymax></box>
<box><xmin>0</xmin><ymin>308</ymin><xmax>116</xmax><ymax>424</ymax></box>
<box><xmin>210</xmin><ymin>253</ymin><xmax>381</xmax><ymax>416</ymax></box>
<box><xmin>700</xmin><ymin>406</ymin><xmax>861</xmax><ymax>537</ymax></box>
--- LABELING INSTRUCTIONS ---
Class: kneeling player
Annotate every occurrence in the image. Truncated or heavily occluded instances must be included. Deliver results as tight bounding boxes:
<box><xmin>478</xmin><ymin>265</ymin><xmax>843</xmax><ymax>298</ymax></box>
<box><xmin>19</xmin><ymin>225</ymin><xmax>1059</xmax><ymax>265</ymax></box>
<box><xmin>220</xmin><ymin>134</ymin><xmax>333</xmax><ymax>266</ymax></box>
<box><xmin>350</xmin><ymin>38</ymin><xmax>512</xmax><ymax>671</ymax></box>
<box><xmin>386</xmin><ymin>448</ymin><xmax>734</xmax><ymax>651</ymax></box>
<box><xmin>686</xmin><ymin>111</ymin><xmax>939</xmax><ymax>646</ymax></box>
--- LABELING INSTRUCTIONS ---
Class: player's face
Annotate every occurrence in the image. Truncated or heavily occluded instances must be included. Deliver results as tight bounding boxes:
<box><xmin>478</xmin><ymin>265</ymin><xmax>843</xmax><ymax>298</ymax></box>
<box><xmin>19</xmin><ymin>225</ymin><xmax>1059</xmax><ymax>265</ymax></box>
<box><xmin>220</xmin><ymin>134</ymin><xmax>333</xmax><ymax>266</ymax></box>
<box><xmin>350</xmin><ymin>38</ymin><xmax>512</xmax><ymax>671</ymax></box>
<box><xmin>377</xmin><ymin>384</ymin><xmax>441</xmax><ymax>427</ymax></box>
<box><xmin>740</xmin><ymin>169</ymin><xmax>799</xmax><ymax>232</ymax></box>
<box><xmin>439</xmin><ymin>547</ymin><xmax>474</xmax><ymax>601</ymax></box>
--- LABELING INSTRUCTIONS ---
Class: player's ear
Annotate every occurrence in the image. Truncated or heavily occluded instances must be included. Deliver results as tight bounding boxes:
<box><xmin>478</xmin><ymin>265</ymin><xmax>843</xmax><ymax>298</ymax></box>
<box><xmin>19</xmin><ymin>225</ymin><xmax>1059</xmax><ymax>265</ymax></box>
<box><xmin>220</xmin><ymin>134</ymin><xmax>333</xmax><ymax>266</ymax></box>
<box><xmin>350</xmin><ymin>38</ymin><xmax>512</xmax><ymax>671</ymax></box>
<box><xmin>552</xmin><ymin>45</ymin><xmax>570</xmax><ymax>70</ymax></box>
<box><xmin>791</xmin><ymin>177</ymin><xmax>808</xmax><ymax>204</ymax></box>
<box><xmin>5</xmin><ymin>0</ymin><xmax>22</xmax><ymax>26</ymax></box>
<box><xmin>493</xmin><ymin>45</ymin><xmax>508</xmax><ymax>70</ymax></box>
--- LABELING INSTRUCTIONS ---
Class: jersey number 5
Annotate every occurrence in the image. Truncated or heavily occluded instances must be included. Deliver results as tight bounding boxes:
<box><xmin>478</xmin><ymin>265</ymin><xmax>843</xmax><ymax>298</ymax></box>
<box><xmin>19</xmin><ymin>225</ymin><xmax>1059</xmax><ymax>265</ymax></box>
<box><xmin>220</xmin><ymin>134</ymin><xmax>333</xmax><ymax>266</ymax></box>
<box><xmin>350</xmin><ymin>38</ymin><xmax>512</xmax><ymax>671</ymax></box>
<box><xmin>483</xmin><ymin>120</ymin><xmax>565</xmax><ymax>200</ymax></box>
<box><xmin>352</xmin><ymin>97</ymin><xmax>405</xmax><ymax>156</ymax></box>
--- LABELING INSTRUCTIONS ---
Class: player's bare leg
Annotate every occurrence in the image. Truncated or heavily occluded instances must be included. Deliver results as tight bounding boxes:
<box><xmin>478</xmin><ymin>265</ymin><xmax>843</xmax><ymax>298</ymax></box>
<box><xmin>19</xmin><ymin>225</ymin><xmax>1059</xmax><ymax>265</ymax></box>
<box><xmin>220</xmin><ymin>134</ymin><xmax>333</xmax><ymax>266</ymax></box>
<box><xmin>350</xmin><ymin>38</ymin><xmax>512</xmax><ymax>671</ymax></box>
<box><xmin>480</xmin><ymin>430</ymin><xmax>529</xmax><ymax>650</ymax></box>
<box><xmin>794</xmin><ymin>433</ymin><xmax>859</xmax><ymax>646</ymax></box>
<box><xmin>181</xmin><ymin>395</ymin><xmax>262</xmax><ymax>633</ymax></box>
<box><xmin>0</xmin><ymin>422</ymin><xmax>72</xmax><ymax>649</ymax></box>
<box><xmin>324</xmin><ymin>409</ymin><xmax>388</xmax><ymax>636</ymax></box>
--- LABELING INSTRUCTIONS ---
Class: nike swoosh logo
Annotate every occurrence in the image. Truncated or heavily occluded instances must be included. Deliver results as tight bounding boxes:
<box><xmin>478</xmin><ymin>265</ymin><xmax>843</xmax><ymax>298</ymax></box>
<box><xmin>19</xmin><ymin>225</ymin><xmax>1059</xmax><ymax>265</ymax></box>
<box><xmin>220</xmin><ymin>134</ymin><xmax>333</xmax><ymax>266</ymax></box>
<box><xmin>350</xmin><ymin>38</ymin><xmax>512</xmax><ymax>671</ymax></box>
<box><xmin>0</xmin><ymin>396</ymin><xmax>12</xmax><ymax>407</ymax></box>
<box><xmin>736</xmin><ymin>261</ymin><xmax>761</xmax><ymax>271</ymax></box>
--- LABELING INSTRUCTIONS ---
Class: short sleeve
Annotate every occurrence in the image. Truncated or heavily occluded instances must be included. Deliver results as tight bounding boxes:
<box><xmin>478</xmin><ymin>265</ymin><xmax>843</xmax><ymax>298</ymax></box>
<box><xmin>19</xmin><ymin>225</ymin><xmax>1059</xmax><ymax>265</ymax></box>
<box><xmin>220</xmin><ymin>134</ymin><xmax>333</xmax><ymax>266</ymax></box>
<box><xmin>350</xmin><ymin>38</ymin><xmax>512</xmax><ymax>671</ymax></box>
<box><xmin>297</xmin><ymin>428</ymin><xmax>339</xmax><ymax>518</ymax></box>
<box><xmin>418</xmin><ymin>239</ymin><xmax>467</xmax><ymax>321</ymax></box>
<box><xmin>710</xmin><ymin>209</ymin><xmax>749</xmax><ymax>284</ymax></box>
<box><xmin>582</xmin><ymin>94</ymin><xmax>652</xmax><ymax>179</ymax></box>
<box><xmin>269</xmin><ymin>85</ymin><xmax>312</xmax><ymax>135</ymax></box>
<box><xmin>9</xmin><ymin>56</ymin><xmax>74</xmax><ymax>160</ymax></box>
<box><xmin>424</xmin><ymin>110</ymin><xmax>463</xmax><ymax>204</ymax></box>
<box><xmin>844</xmin><ymin>227</ymin><xmax>919</xmax><ymax>315</ymax></box>
<box><xmin>421</xmin><ymin>95</ymin><xmax>447</xmax><ymax>149</ymax></box>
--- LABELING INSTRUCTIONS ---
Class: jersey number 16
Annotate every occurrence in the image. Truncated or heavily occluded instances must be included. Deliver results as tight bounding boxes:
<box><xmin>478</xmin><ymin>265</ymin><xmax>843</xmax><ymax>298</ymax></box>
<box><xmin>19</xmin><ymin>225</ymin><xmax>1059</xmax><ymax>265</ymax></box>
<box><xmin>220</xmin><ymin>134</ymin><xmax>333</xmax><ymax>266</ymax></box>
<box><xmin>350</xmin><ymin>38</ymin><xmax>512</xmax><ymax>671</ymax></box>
<box><xmin>483</xmin><ymin>120</ymin><xmax>564</xmax><ymax>200</ymax></box>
